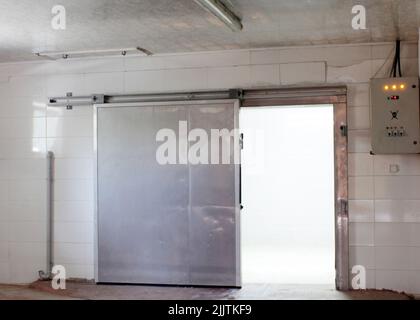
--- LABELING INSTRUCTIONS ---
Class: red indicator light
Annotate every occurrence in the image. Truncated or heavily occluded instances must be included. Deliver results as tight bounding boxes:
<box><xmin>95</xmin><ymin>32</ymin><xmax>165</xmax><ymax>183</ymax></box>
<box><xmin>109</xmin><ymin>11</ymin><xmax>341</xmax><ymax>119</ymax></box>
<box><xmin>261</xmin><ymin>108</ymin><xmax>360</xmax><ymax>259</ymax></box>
<box><xmin>389</xmin><ymin>95</ymin><xmax>399</xmax><ymax>100</ymax></box>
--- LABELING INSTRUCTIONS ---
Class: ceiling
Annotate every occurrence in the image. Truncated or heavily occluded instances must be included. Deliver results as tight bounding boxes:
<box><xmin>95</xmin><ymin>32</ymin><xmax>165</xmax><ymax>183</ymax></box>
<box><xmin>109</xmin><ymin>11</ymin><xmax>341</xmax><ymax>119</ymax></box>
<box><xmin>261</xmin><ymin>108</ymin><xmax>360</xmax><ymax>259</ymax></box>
<box><xmin>0</xmin><ymin>0</ymin><xmax>419</xmax><ymax>62</ymax></box>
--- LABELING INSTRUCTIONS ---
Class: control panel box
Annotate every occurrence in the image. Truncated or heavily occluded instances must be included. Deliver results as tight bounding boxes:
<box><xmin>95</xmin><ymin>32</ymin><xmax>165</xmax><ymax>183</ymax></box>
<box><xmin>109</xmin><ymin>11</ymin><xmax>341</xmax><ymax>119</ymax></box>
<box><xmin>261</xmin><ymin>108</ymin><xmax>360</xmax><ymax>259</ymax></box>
<box><xmin>371</xmin><ymin>77</ymin><xmax>420</xmax><ymax>154</ymax></box>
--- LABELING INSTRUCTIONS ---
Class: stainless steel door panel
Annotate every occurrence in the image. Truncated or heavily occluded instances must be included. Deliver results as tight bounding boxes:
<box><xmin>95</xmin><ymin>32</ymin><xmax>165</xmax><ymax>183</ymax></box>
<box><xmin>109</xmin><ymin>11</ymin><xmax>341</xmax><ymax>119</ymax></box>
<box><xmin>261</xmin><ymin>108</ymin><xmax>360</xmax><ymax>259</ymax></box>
<box><xmin>95</xmin><ymin>100</ymin><xmax>240</xmax><ymax>286</ymax></box>
<box><xmin>97</xmin><ymin>105</ymin><xmax>190</xmax><ymax>284</ymax></box>
<box><xmin>189</xmin><ymin>206</ymin><xmax>238</xmax><ymax>286</ymax></box>
<box><xmin>188</xmin><ymin>104</ymin><xmax>240</xmax><ymax>286</ymax></box>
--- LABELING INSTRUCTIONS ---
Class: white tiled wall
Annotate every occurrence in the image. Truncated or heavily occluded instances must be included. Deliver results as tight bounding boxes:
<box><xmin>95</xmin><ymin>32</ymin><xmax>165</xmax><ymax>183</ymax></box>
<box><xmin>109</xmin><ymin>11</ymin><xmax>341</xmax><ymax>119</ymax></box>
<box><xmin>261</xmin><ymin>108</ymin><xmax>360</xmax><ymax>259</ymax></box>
<box><xmin>0</xmin><ymin>42</ymin><xmax>419</xmax><ymax>293</ymax></box>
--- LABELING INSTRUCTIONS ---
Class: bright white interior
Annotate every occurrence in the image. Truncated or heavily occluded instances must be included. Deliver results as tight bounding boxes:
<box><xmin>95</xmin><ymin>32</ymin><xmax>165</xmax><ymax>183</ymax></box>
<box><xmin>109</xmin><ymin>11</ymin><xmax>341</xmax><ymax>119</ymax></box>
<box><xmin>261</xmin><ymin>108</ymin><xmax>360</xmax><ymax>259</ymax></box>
<box><xmin>240</xmin><ymin>105</ymin><xmax>335</xmax><ymax>284</ymax></box>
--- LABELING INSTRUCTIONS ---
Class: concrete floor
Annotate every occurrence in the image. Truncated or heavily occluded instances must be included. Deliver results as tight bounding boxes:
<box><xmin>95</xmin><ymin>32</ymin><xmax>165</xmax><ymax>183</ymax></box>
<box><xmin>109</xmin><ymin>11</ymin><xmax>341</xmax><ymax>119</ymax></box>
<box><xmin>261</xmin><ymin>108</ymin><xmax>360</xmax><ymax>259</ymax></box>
<box><xmin>0</xmin><ymin>281</ymin><xmax>415</xmax><ymax>300</ymax></box>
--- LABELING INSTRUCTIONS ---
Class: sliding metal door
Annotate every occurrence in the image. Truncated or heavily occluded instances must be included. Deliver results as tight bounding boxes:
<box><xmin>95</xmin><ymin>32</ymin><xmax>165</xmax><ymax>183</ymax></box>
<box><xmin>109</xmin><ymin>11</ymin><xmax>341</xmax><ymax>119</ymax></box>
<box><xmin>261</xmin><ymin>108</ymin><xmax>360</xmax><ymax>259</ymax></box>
<box><xmin>94</xmin><ymin>100</ymin><xmax>241</xmax><ymax>287</ymax></box>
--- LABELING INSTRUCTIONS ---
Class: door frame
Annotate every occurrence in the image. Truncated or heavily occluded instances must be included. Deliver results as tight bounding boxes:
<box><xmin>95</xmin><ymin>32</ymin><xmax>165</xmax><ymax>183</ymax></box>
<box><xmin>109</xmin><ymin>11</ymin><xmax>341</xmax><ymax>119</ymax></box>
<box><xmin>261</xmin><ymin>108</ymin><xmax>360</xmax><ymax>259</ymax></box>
<box><xmin>240</xmin><ymin>86</ymin><xmax>349</xmax><ymax>291</ymax></box>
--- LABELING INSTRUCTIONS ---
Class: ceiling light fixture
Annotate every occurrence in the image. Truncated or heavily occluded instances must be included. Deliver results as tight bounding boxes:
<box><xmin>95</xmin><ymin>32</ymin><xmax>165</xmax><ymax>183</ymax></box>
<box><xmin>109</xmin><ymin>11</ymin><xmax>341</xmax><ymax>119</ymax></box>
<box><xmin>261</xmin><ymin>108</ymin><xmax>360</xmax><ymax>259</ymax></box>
<box><xmin>194</xmin><ymin>0</ymin><xmax>243</xmax><ymax>32</ymax></box>
<box><xmin>34</xmin><ymin>47</ymin><xmax>153</xmax><ymax>60</ymax></box>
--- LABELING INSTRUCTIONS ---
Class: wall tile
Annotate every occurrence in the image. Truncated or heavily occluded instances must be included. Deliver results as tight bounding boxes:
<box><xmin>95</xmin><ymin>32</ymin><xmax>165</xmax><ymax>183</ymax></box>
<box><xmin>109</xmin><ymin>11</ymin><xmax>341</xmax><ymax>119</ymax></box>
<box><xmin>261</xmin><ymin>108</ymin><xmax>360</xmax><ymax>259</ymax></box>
<box><xmin>207</xmin><ymin>66</ymin><xmax>251</xmax><ymax>89</ymax></box>
<box><xmin>54</xmin><ymin>159</ymin><xmax>93</xmax><ymax>180</ymax></box>
<box><xmin>407</xmin><ymin>271</ymin><xmax>420</xmax><ymax>294</ymax></box>
<box><xmin>349</xmin><ymin>222</ymin><xmax>374</xmax><ymax>246</ymax></box>
<box><xmin>327</xmin><ymin>60</ymin><xmax>372</xmax><ymax>83</ymax></box>
<box><xmin>123</xmin><ymin>56</ymin><xmax>167</xmax><ymax>71</ymax></box>
<box><xmin>46</xmin><ymin>74</ymin><xmax>87</xmax><ymax>97</ymax></box>
<box><xmin>348</xmin><ymin>153</ymin><xmax>373</xmax><ymax>176</ymax></box>
<box><xmin>8</xmin><ymin>222</ymin><xmax>46</xmax><ymax>242</ymax></box>
<box><xmin>375</xmin><ymin>246</ymin><xmax>420</xmax><ymax>270</ymax></box>
<box><xmin>0</xmin><ymin>203</ymin><xmax>7</xmax><ymax>222</ymax></box>
<box><xmin>59</xmin><ymin>263</ymin><xmax>94</xmax><ymax>280</ymax></box>
<box><xmin>84</xmin><ymin>72</ymin><xmax>124</xmax><ymax>94</ymax></box>
<box><xmin>46</xmin><ymin>105</ymin><xmax>92</xmax><ymax>118</ymax></box>
<box><xmin>47</xmin><ymin>137</ymin><xmax>93</xmax><ymax>158</ymax></box>
<box><xmin>53</xmin><ymin>243</ymin><xmax>93</xmax><ymax>265</ymax></box>
<box><xmin>347</xmin><ymin>83</ymin><xmax>370</xmax><ymax>108</ymax></box>
<box><xmin>250</xmin><ymin>47</ymin><xmax>325</xmax><ymax>65</ymax></box>
<box><xmin>349</xmin><ymin>200</ymin><xmax>374</xmax><ymax>222</ymax></box>
<box><xmin>375</xmin><ymin>200</ymin><xmax>420</xmax><ymax>223</ymax></box>
<box><xmin>54</xmin><ymin>179</ymin><xmax>93</xmax><ymax>202</ymax></box>
<box><xmin>349</xmin><ymin>245</ymin><xmax>374</xmax><ymax>269</ymax></box>
<box><xmin>0</xmin><ymin>264</ymin><xmax>8</xmax><ymax>285</ymax></box>
<box><xmin>8</xmin><ymin>261</ymin><xmax>45</xmax><ymax>284</ymax></box>
<box><xmin>8</xmin><ymin>242</ymin><xmax>46</xmax><ymax>265</ymax></box>
<box><xmin>280</xmin><ymin>62</ymin><xmax>325</xmax><ymax>85</ymax></box>
<box><xmin>47</xmin><ymin>117</ymin><xmax>93</xmax><ymax>138</ymax></box>
<box><xmin>0</xmin><ymin>117</ymin><xmax>46</xmax><ymax>138</ymax></box>
<box><xmin>349</xmin><ymin>176</ymin><xmax>374</xmax><ymax>199</ymax></box>
<box><xmin>0</xmin><ymin>160</ymin><xmax>8</xmax><ymax>179</ymax></box>
<box><xmin>0</xmin><ymin>242</ymin><xmax>8</xmax><ymax>263</ymax></box>
<box><xmin>8</xmin><ymin>180</ymin><xmax>46</xmax><ymax>202</ymax></box>
<box><xmin>2</xmin><ymin>76</ymin><xmax>46</xmax><ymax>98</ymax></box>
<box><xmin>375</xmin><ymin>223</ymin><xmax>420</xmax><ymax>246</ymax></box>
<box><xmin>53</xmin><ymin>58</ymin><xmax>125</xmax><ymax>74</ymax></box>
<box><xmin>250</xmin><ymin>49</ymin><xmax>281</xmax><ymax>65</ymax></box>
<box><xmin>1</xmin><ymin>138</ymin><xmax>47</xmax><ymax>159</ymax></box>
<box><xmin>54</xmin><ymin>222</ymin><xmax>93</xmax><ymax>243</ymax></box>
<box><xmin>375</xmin><ymin>176</ymin><xmax>420</xmax><ymax>200</ymax></box>
<box><xmin>250</xmin><ymin>64</ymin><xmax>280</xmax><ymax>87</ymax></box>
<box><xmin>164</xmin><ymin>51</ymin><xmax>251</xmax><ymax>69</ymax></box>
<box><xmin>8</xmin><ymin>159</ymin><xmax>46</xmax><ymax>179</ymax></box>
<box><xmin>325</xmin><ymin>45</ymin><xmax>371</xmax><ymax>66</ymax></box>
<box><xmin>0</xmin><ymin>181</ymin><xmax>7</xmax><ymax>203</ymax></box>
<box><xmin>164</xmin><ymin>68</ymin><xmax>207</xmax><ymax>91</ymax></box>
<box><xmin>0</xmin><ymin>97</ymin><xmax>46</xmax><ymax>118</ymax></box>
<box><xmin>374</xmin><ymin>155</ymin><xmax>420</xmax><ymax>176</ymax></box>
<box><xmin>0</xmin><ymin>223</ymin><xmax>9</xmax><ymax>242</ymax></box>
<box><xmin>348</xmin><ymin>107</ymin><xmax>370</xmax><ymax>130</ymax></box>
<box><xmin>124</xmin><ymin>70</ymin><xmax>165</xmax><ymax>93</ymax></box>
<box><xmin>53</xmin><ymin>201</ymin><xmax>94</xmax><ymax>223</ymax></box>
<box><xmin>348</xmin><ymin>130</ymin><xmax>371</xmax><ymax>153</ymax></box>
<box><xmin>7</xmin><ymin>201</ymin><xmax>46</xmax><ymax>222</ymax></box>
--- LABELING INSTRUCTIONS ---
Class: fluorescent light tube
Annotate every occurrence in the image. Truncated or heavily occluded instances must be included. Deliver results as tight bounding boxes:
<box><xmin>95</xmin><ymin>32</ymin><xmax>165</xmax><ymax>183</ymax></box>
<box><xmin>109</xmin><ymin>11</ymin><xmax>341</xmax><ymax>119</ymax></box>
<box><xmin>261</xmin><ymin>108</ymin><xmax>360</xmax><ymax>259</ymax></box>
<box><xmin>35</xmin><ymin>47</ymin><xmax>152</xmax><ymax>60</ymax></box>
<box><xmin>194</xmin><ymin>0</ymin><xmax>243</xmax><ymax>31</ymax></box>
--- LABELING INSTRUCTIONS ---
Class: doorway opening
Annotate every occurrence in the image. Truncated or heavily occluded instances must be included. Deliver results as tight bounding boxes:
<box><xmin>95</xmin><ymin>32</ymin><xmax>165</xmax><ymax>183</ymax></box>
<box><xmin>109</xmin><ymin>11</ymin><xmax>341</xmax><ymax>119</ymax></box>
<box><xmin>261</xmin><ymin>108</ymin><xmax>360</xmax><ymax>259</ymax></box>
<box><xmin>240</xmin><ymin>104</ymin><xmax>335</xmax><ymax>285</ymax></box>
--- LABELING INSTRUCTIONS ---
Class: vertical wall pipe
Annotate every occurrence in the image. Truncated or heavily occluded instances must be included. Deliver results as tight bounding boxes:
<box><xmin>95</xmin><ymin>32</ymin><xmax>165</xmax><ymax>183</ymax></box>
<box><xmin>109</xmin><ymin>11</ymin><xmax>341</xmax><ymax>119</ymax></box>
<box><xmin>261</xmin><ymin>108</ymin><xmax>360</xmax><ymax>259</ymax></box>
<box><xmin>39</xmin><ymin>151</ymin><xmax>54</xmax><ymax>280</ymax></box>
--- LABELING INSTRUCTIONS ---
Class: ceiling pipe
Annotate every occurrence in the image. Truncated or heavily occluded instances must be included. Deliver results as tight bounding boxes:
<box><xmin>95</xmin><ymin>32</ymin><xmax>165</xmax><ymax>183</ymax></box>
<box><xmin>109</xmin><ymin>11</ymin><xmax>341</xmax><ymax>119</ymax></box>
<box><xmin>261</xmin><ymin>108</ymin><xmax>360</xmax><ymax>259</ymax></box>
<box><xmin>194</xmin><ymin>0</ymin><xmax>243</xmax><ymax>31</ymax></box>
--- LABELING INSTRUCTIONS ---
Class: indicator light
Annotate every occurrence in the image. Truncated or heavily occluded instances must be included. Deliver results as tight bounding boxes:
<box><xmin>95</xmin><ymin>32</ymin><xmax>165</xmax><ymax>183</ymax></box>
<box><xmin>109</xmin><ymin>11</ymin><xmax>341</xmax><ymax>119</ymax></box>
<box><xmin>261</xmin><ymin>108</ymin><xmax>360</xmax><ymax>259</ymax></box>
<box><xmin>400</xmin><ymin>84</ymin><xmax>405</xmax><ymax>89</ymax></box>
<box><xmin>384</xmin><ymin>85</ymin><xmax>389</xmax><ymax>90</ymax></box>
<box><xmin>392</xmin><ymin>85</ymin><xmax>397</xmax><ymax>90</ymax></box>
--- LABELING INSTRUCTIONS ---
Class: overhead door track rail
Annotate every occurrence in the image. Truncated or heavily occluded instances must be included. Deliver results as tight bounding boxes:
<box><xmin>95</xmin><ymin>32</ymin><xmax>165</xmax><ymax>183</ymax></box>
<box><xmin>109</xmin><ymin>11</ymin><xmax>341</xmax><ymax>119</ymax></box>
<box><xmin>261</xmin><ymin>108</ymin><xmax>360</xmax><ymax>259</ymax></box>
<box><xmin>48</xmin><ymin>90</ymin><xmax>242</xmax><ymax>108</ymax></box>
<box><xmin>47</xmin><ymin>86</ymin><xmax>346</xmax><ymax>108</ymax></box>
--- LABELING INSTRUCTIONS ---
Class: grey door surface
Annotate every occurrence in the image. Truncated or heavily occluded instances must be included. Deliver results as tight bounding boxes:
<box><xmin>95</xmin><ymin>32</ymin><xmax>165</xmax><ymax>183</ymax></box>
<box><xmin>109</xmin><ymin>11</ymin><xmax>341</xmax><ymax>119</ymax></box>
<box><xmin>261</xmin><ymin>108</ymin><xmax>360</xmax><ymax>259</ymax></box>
<box><xmin>94</xmin><ymin>100</ymin><xmax>241</xmax><ymax>287</ymax></box>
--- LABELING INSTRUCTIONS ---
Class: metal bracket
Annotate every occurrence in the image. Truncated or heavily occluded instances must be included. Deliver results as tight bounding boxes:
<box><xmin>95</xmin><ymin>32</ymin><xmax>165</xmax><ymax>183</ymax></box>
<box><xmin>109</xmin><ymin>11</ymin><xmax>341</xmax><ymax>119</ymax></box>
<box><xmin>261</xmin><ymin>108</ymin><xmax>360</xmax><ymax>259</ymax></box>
<box><xmin>340</xmin><ymin>124</ymin><xmax>348</xmax><ymax>137</ymax></box>
<box><xmin>92</xmin><ymin>94</ymin><xmax>105</xmax><ymax>104</ymax></box>
<box><xmin>229</xmin><ymin>89</ymin><xmax>244</xmax><ymax>100</ymax></box>
<box><xmin>66</xmin><ymin>92</ymin><xmax>73</xmax><ymax>110</ymax></box>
